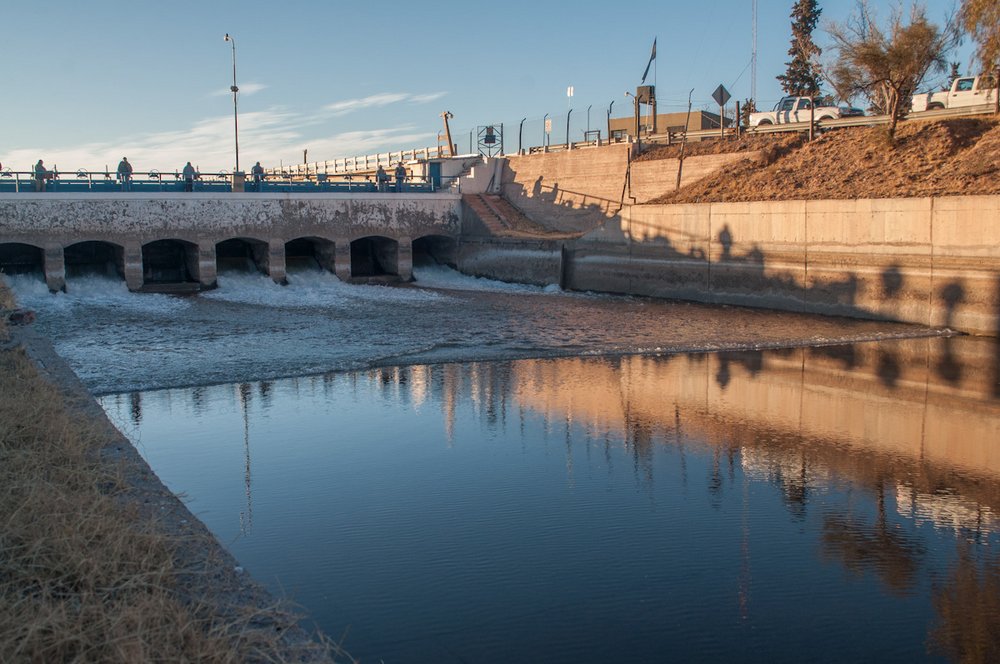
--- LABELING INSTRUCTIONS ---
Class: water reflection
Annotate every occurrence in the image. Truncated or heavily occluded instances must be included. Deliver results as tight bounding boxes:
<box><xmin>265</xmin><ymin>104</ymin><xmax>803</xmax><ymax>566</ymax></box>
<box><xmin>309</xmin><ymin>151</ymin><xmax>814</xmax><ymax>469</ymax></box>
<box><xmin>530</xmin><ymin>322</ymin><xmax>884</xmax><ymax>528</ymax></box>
<box><xmin>101</xmin><ymin>336</ymin><xmax>1000</xmax><ymax>663</ymax></box>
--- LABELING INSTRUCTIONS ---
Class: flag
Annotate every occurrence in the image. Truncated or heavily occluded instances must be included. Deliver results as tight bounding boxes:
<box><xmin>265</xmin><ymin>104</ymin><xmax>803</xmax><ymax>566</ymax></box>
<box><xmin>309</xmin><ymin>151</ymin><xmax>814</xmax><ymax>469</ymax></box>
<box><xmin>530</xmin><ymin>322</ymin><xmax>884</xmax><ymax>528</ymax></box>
<box><xmin>640</xmin><ymin>38</ymin><xmax>656</xmax><ymax>84</ymax></box>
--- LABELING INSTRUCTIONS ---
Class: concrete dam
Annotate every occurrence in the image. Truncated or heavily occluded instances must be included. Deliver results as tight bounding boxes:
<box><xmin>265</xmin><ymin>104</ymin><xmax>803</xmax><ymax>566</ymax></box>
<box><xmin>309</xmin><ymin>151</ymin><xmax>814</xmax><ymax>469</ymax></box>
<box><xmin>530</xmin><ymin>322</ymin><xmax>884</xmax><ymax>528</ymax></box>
<box><xmin>0</xmin><ymin>192</ymin><xmax>461</xmax><ymax>292</ymax></box>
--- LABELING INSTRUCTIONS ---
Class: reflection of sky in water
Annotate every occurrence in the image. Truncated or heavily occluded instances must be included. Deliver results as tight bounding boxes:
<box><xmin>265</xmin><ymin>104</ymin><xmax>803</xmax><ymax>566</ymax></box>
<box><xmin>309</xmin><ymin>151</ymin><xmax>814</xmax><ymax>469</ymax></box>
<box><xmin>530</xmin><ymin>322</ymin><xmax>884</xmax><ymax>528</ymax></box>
<box><xmin>101</xmin><ymin>342</ymin><xmax>1000</xmax><ymax>664</ymax></box>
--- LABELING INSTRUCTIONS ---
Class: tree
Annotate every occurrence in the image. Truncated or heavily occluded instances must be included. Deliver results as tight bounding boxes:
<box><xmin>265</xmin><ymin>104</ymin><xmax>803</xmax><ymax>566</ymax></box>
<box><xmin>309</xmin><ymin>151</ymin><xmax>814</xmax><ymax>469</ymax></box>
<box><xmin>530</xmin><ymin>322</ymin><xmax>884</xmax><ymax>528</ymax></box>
<box><xmin>827</xmin><ymin>1</ymin><xmax>959</xmax><ymax>141</ymax></box>
<box><xmin>777</xmin><ymin>0</ymin><xmax>824</xmax><ymax>97</ymax></box>
<box><xmin>960</xmin><ymin>0</ymin><xmax>1000</xmax><ymax>71</ymax></box>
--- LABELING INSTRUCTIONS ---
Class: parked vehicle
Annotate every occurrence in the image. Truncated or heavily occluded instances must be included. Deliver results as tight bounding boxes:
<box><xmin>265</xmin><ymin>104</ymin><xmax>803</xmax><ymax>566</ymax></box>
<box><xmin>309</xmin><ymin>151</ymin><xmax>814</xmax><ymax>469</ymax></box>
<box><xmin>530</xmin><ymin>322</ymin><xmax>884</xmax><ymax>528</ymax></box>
<box><xmin>911</xmin><ymin>75</ymin><xmax>998</xmax><ymax>112</ymax></box>
<box><xmin>749</xmin><ymin>96</ymin><xmax>850</xmax><ymax>127</ymax></box>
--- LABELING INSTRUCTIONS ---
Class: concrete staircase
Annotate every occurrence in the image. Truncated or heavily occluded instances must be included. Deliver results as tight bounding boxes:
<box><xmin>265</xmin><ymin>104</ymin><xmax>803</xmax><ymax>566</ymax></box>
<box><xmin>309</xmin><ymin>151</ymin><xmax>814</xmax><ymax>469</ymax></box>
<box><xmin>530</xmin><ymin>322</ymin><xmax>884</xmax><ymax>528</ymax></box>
<box><xmin>463</xmin><ymin>193</ymin><xmax>578</xmax><ymax>238</ymax></box>
<box><xmin>463</xmin><ymin>193</ymin><xmax>509</xmax><ymax>234</ymax></box>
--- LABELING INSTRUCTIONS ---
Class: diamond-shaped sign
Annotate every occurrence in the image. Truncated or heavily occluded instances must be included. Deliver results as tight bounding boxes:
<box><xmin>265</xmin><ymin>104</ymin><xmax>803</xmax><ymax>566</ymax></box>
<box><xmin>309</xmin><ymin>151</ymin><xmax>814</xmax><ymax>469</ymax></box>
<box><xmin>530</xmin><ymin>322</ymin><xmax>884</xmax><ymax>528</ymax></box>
<box><xmin>712</xmin><ymin>84</ymin><xmax>732</xmax><ymax>107</ymax></box>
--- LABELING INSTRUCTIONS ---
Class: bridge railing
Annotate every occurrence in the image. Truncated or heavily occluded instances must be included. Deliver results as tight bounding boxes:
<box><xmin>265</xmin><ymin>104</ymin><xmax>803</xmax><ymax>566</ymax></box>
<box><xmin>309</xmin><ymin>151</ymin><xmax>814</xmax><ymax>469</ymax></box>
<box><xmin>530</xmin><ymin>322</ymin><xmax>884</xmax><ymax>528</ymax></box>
<box><xmin>0</xmin><ymin>169</ymin><xmax>459</xmax><ymax>194</ymax></box>
<box><xmin>268</xmin><ymin>145</ymin><xmax>450</xmax><ymax>179</ymax></box>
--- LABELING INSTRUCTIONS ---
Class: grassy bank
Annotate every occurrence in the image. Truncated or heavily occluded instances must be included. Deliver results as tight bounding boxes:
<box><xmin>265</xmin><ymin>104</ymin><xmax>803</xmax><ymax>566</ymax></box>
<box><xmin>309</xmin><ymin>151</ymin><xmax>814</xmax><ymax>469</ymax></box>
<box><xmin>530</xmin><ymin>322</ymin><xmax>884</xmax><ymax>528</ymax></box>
<box><xmin>0</xmin><ymin>282</ymin><xmax>343</xmax><ymax>662</ymax></box>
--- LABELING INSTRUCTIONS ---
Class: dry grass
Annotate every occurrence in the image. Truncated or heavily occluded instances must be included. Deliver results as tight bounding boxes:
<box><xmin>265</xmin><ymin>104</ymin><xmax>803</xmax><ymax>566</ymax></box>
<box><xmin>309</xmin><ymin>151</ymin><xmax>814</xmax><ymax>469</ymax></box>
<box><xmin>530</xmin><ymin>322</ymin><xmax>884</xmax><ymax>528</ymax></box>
<box><xmin>0</xmin><ymin>280</ymin><xmax>12</xmax><ymax>343</ymax></box>
<box><xmin>647</xmin><ymin>117</ymin><xmax>1000</xmax><ymax>204</ymax></box>
<box><xmin>0</xmin><ymin>346</ymin><xmax>343</xmax><ymax>662</ymax></box>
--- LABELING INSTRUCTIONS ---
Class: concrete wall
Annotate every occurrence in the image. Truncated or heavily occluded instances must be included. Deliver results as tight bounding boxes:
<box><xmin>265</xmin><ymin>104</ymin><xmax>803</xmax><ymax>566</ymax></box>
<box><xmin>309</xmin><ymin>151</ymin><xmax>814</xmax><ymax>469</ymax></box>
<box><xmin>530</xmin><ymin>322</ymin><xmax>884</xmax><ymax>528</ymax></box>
<box><xmin>501</xmin><ymin>144</ymin><xmax>632</xmax><ymax>233</ymax></box>
<box><xmin>498</xmin><ymin>145</ymin><xmax>763</xmax><ymax>230</ymax></box>
<box><xmin>570</xmin><ymin>195</ymin><xmax>1000</xmax><ymax>335</ymax></box>
<box><xmin>459</xmin><ymin>195</ymin><xmax>1000</xmax><ymax>337</ymax></box>
<box><xmin>629</xmin><ymin>151</ymin><xmax>763</xmax><ymax>204</ymax></box>
<box><xmin>0</xmin><ymin>192</ymin><xmax>461</xmax><ymax>290</ymax></box>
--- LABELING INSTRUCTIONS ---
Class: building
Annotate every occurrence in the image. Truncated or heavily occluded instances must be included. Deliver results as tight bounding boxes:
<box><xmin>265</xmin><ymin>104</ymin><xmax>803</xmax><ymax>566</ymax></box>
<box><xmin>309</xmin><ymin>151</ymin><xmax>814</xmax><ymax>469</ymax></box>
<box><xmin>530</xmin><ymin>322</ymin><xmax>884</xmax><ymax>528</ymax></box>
<box><xmin>607</xmin><ymin>110</ymin><xmax>731</xmax><ymax>141</ymax></box>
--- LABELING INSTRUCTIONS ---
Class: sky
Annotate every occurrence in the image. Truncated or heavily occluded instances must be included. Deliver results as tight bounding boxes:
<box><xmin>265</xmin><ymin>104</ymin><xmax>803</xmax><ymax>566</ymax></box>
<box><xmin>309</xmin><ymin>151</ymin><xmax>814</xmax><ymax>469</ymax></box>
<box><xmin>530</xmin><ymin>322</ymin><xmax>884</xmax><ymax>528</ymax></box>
<box><xmin>0</xmin><ymin>0</ymin><xmax>973</xmax><ymax>173</ymax></box>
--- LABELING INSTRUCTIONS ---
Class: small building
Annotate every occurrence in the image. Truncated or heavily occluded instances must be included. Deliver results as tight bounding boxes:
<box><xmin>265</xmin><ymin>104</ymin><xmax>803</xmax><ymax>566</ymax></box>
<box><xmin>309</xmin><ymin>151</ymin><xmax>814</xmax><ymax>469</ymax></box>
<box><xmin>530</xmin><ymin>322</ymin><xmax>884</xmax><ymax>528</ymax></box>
<box><xmin>608</xmin><ymin>110</ymin><xmax>731</xmax><ymax>141</ymax></box>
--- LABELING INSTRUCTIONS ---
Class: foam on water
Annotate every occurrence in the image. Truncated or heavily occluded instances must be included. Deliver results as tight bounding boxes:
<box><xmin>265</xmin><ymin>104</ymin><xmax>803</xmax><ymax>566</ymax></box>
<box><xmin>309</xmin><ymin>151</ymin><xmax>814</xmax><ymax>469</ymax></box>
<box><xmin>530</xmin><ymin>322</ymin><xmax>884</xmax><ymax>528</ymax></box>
<box><xmin>6</xmin><ymin>273</ymin><xmax>190</xmax><ymax>315</ymax></box>
<box><xmin>412</xmin><ymin>264</ymin><xmax>559</xmax><ymax>294</ymax></box>
<box><xmin>203</xmin><ymin>269</ymin><xmax>446</xmax><ymax>307</ymax></box>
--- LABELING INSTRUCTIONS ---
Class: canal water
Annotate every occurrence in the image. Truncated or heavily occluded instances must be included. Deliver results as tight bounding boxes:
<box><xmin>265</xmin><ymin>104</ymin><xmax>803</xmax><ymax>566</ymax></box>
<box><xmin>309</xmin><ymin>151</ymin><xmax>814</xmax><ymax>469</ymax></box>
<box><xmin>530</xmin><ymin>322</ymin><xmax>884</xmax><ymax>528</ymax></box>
<box><xmin>8</xmin><ymin>270</ymin><xmax>1000</xmax><ymax>663</ymax></box>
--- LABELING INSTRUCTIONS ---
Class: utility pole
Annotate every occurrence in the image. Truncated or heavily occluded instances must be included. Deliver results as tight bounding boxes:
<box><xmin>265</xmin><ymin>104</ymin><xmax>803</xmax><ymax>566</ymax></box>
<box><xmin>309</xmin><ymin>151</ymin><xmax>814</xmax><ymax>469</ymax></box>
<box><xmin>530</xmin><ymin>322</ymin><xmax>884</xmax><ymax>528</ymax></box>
<box><xmin>440</xmin><ymin>111</ymin><xmax>455</xmax><ymax>157</ymax></box>
<box><xmin>751</xmin><ymin>0</ymin><xmax>758</xmax><ymax>104</ymax></box>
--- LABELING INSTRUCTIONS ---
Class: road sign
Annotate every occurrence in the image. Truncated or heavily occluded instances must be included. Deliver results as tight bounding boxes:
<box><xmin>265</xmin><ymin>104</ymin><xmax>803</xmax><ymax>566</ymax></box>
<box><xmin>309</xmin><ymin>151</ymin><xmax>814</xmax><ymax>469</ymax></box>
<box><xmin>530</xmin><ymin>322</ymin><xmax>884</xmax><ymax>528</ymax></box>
<box><xmin>545</xmin><ymin>118</ymin><xmax>552</xmax><ymax>134</ymax></box>
<box><xmin>712</xmin><ymin>84</ymin><xmax>732</xmax><ymax>107</ymax></box>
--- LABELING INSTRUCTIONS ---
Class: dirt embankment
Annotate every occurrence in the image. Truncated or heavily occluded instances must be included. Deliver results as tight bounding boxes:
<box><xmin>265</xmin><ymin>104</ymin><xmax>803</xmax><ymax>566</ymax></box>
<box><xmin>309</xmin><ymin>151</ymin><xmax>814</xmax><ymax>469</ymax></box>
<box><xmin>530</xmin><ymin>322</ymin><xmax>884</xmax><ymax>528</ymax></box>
<box><xmin>644</xmin><ymin>117</ymin><xmax>1000</xmax><ymax>204</ymax></box>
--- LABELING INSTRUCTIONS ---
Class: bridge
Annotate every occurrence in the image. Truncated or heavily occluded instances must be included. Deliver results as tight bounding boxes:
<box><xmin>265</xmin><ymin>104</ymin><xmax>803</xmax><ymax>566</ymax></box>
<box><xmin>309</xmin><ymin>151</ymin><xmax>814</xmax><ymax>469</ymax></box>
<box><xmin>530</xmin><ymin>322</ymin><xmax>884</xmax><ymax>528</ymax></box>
<box><xmin>0</xmin><ymin>192</ymin><xmax>462</xmax><ymax>292</ymax></box>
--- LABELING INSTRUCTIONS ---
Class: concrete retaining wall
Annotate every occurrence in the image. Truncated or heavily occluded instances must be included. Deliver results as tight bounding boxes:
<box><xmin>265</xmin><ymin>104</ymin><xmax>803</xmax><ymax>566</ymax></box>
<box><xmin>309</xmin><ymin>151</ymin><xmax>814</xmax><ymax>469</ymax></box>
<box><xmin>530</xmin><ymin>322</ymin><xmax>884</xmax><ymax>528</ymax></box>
<box><xmin>463</xmin><ymin>195</ymin><xmax>1000</xmax><ymax>336</ymax></box>
<box><xmin>629</xmin><ymin>151</ymin><xmax>762</xmax><ymax>204</ymax></box>
<box><xmin>498</xmin><ymin>145</ymin><xmax>763</xmax><ymax>230</ymax></box>
<box><xmin>501</xmin><ymin>145</ymin><xmax>631</xmax><ymax>233</ymax></box>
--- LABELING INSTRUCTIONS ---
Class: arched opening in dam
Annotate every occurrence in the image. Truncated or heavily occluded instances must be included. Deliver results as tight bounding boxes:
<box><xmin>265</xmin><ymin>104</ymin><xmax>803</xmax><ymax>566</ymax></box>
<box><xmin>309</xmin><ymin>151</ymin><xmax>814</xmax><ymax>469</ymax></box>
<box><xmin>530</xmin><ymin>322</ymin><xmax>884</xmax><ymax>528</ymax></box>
<box><xmin>64</xmin><ymin>241</ymin><xmax>124</xmax><ymax>280</ymax></box>
<box><xmin>215</xmin><ymin>238</ymin><xmax>268</xmax><ymax>274</ymax></box>
<box><xmin>285</xmin><ymin>237</ymin><xmax>336</xmax><ymax>274</ymax></box>
<box><xmin>412</xmin><ymin>235</ymin><xmax>458</xmax><ymax>269</ymax></box>
<box><xmin>0</xmin><ymin>242</ymin><xmax>44</xmax><ymax>279</ymax></box>
<box><xmin>351</xmin><ymin>236</ymin><xmax>398</xmax><ymax>278</ymax></box>
<box><xmin>142</xmin><ymin>239</ymin><xmax>199</xmax><ymax>285</ymax></box>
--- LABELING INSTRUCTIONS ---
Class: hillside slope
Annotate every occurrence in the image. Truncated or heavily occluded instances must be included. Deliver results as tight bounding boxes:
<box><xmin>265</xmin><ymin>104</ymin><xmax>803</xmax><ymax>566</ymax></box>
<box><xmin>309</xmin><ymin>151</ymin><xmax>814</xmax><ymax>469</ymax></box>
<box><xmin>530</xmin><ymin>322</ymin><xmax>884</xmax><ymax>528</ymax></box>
<box><xmin>646</xmin><ymin>117</ymin><xmax>1000</xmax><ymax>204</ymax></box>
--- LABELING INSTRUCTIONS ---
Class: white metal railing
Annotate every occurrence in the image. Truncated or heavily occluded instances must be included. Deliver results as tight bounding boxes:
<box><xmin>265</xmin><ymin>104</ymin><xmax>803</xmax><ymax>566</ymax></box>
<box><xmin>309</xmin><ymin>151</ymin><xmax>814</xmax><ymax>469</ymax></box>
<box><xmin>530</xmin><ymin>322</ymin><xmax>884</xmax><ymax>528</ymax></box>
<box><xmin>266</xmin><ymin>145</ymin><xmax>448</xmax><ymax>177</ymax></box>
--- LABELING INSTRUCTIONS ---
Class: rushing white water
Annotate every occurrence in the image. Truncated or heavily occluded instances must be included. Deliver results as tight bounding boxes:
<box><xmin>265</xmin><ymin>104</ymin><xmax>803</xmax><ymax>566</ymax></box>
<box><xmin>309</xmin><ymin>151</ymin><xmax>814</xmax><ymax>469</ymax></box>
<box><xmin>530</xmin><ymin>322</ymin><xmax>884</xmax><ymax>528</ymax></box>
<box><xmin>5</xmin><ymin>267</ymin><xmax>937</xmax><ymax>395</ymax></box>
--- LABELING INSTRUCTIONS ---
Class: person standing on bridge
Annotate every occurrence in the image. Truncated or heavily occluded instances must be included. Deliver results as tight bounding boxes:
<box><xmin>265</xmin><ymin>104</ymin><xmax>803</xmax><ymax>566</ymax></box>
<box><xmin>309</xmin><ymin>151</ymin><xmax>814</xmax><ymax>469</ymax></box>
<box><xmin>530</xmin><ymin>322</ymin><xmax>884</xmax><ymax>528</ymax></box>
<box><xmin>394</xmin><ymin>162</ymin><xmax>407</xmax><ymax>192</ymax></box>
<box><xmin>375</xmin><ymin>165</ymin><xmax>388</xmax><ymax>192</ymax></box>
<box><xmin>34</xmin><ymin>159</ymin><xmax>49</xmax><ymax>192</ymax></box>
<box><xmin>117</xmin><ymin>157</ymin><xmax>133</xmax><ymax>192</ymax></box>
<box><xmin>251</xmin><ymin>161</ymin><xmax>265</xmax><ymax>192</ymax></box>
<box><xmin>182</xmin><ymin>162</ymin><xmax>196</xmax><ymax>192</ymax></box>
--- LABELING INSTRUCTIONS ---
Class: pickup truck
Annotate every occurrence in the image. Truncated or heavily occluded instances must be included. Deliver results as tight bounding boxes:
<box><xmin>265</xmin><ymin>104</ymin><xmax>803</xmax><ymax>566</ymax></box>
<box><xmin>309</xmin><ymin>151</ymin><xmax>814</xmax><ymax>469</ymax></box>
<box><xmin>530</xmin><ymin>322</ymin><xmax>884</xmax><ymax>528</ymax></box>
<box><xmin>911</xmin><ymin>75</ymin><xmax>998</xmax><ymax>112</ymax></box>
<box><xmin>749</xmin><ymin>96</ymin><xmax>858</xmax><ymax>127</ymax></box>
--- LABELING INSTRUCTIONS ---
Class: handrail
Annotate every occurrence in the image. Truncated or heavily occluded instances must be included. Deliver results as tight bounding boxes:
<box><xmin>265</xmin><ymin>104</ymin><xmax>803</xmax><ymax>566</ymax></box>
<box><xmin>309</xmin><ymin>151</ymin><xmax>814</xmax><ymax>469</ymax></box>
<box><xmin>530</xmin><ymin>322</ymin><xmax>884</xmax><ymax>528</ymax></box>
<box><xmin>266</xmin><ymin>145</ymin><xmax>448</xmax><ymax>178</ymax></box>
<box><xmin>0</xmin><ymin>169</ymin><xmax>460</xmax><ymax>194</ymax></box>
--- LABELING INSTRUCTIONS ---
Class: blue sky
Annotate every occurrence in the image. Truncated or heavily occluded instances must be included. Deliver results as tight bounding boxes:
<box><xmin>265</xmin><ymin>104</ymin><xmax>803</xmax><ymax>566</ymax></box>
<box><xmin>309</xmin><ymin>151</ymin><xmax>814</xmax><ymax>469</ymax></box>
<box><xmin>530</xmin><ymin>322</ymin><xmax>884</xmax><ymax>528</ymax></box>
<box><xmin>0</xmin><ymin>0</ymin><xmax>971</xmax><ymax>173</ymax></box>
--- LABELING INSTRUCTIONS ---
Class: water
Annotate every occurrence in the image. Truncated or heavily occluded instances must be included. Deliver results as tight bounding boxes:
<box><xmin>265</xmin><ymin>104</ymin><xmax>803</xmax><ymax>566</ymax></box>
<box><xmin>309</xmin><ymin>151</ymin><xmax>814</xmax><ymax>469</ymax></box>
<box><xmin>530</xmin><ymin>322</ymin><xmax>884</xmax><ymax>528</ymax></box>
<box><xmin>8</xmin><ymin>269</ymin><xmax>940</xmax><ymax>395</ymax></box>
<box><xmin>8</xmin><ymin>271</ymin><xmax>999</xmax><ymax>662</ymax></box>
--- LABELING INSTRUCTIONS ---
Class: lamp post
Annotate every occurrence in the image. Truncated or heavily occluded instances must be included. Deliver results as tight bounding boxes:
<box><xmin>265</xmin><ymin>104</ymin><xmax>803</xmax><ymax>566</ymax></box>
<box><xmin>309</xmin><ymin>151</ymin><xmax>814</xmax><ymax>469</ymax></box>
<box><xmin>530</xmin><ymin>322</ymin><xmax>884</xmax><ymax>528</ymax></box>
<box><xmin>518</xmin><ymin>117</ymin><xmax>527</xmax><ymax>155</ymax></box>
<box><xmin>625</xmin><ymin>91</ymin><xmax>640</xmax><ymax>148</ymax></box>
<box><xmin>223</xmin><ymin>33</ymin><xmax>240</xmax><ymax>173</ymax></box>
<box><xmin>565</xmin><ymin>108</ymin><xmax>573</xmax><ymax>149</ymax></box>
<box><xmin>607</xmin><ymin>100</ymin><xmax>615</xmax><ymax>142</ymax></box>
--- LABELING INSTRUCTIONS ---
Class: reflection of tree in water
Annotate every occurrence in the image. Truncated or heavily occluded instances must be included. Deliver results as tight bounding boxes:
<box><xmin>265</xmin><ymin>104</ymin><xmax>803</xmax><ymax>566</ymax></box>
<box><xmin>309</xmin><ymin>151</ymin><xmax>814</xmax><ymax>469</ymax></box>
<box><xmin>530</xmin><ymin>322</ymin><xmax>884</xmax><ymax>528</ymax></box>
<box><xmin>929</xmin><ymin>543</ymin><xmax>1000</xmax><ymax>663</ymax></box>
<box><xmin>821</xmin><ymin>482</ymin><xmax>924</xmax><ymax>595</ymax></box>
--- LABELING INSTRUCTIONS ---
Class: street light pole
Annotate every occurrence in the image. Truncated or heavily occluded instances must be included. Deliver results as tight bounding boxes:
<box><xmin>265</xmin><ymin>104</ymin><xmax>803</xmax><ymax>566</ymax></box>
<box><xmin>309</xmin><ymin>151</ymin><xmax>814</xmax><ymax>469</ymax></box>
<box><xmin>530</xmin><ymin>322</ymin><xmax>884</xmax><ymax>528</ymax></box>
<box><xmin>607</xmin><ymin>100</ymin><xmax>615</xmax><ymax>142</ymax></box>
<box><xmin>625</xmin><ymin>91</ymin><xmax>640</xmax><ymax>149</ymax></box>
<box><xmin>224</xmin><ymin>33</ymin><xmax>240</xmax><ymax>173</ymax></box>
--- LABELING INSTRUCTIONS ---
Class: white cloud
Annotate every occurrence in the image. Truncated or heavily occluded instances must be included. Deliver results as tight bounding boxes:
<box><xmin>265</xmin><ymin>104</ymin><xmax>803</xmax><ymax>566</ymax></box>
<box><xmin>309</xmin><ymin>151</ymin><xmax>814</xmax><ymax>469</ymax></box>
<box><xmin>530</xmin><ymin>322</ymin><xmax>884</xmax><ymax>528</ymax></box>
<box><xmin>324</xmin><ymin>91</ymin><xmax>447</xmax><ymax>116</ymax></box>
<box><xmin>0</xmin><ymin>105</ymin><xmax>440</xmax><ymax>173</ymax></box>
<box><xmin>409</xmin><ymin>92</ymin><xmax>447</xmax><ymax>104</ymax></box>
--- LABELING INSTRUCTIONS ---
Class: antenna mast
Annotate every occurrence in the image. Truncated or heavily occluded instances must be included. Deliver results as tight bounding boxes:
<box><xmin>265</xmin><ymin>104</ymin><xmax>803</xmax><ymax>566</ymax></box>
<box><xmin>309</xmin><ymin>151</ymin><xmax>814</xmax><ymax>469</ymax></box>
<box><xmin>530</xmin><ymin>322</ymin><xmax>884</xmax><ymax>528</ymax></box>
<box><xmin>751</xmin><ymin>0</ymin><xmax>758</xmax><ymax>102</ymax></box>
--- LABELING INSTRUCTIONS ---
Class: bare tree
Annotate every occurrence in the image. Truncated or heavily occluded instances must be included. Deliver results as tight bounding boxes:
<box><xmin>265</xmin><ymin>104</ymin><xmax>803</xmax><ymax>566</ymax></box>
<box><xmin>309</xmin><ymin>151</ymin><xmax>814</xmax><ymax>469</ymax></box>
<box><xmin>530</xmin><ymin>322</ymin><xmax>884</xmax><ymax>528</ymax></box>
<box><xmin>827</xmin><ymin>1</ymin><xmax>959</xmax><ymax>140</ymax></box>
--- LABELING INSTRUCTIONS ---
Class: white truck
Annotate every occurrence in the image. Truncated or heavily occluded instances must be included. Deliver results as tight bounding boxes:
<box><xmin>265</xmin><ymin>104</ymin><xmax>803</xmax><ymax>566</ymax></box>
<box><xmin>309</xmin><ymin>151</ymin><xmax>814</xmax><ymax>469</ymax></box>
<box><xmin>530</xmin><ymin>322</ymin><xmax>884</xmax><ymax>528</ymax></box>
<box><xmin>749</xmin><ymin>96</ymin><xmax>857</xmax><ymax>127</ymax></box>
<box><xmin>911</xmin><ymin>75</ymin><xmax>998</xmax><ymax>112</ymax></box>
